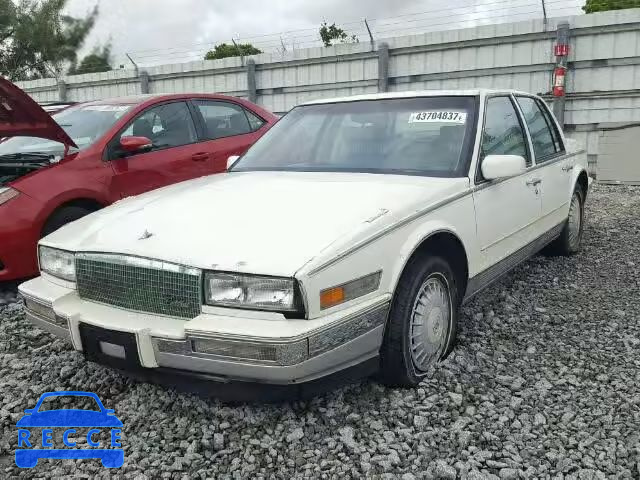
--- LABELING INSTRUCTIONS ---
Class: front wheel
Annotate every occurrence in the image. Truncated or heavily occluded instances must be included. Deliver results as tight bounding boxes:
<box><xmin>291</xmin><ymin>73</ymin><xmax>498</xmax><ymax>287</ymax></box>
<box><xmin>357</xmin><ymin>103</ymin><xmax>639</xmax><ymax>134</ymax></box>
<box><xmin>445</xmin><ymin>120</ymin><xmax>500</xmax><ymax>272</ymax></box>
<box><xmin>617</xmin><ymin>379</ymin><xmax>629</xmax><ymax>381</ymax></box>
<box><xmin>379</xmin><ymin>255</ymin><xmax>459</xmax><ymax>388</ymax></box>
<box><xmin>546</xmin><ymin>188</ymin><xmax>584</xmax><ymax>256</ymax></box>
<box><xmin>42</xmin><ymin>206</ymin><xmax>95</xmax><ymax>238</ymax></box>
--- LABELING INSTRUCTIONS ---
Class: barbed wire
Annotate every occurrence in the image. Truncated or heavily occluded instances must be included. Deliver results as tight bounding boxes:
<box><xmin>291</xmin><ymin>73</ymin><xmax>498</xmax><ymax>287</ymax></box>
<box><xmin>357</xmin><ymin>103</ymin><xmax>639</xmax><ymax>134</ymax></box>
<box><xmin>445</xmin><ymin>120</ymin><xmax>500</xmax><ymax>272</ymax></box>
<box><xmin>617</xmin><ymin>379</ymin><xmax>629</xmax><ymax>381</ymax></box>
<box><xmin>68</xmin><ymin>0</ymin><xmax>595</xmax><ymax>75</ymax></box>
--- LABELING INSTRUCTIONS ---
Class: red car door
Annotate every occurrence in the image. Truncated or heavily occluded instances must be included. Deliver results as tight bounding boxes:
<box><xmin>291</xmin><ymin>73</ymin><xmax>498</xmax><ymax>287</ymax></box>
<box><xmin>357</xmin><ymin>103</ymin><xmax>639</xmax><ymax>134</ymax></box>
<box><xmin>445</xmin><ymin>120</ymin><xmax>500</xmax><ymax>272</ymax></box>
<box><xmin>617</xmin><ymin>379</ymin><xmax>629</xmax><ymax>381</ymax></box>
<box><xmin>106</xmin><ymin>101</ymin><xmax>208</xmax><ymax>198</ymax></box>
<box><xmin>189</xmin><ymin>99</ymin><xmax>268</xmax><ymax>174</ymax></box>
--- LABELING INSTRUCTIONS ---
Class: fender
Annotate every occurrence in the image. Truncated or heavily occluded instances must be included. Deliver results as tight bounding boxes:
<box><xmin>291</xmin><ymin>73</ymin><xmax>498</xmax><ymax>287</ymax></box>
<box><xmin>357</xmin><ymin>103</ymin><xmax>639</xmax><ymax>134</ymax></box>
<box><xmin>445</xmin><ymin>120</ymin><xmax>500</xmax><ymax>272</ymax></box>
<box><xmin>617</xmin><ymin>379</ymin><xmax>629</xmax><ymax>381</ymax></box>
<box><xmin>35</xmin><ymin>188</ymin><xmax>109</xmax><ymax>229</ymax></box>
<box><xmin>571</xmin><ymin>165</ymin><xmax>590</xmax><ymax>197</ymax></box>
<box><xmin>388</xmin><ymin>219</ymin><xmax>472</xmax><ymax>297</ymax></box>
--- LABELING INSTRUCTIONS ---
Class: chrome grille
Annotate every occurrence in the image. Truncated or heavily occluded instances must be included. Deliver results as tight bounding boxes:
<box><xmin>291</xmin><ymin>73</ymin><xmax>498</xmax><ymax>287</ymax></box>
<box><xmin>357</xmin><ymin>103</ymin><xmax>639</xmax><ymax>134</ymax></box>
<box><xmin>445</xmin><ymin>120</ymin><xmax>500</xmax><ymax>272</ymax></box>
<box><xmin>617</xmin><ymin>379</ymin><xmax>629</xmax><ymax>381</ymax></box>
<box><xmin>75</xmin><ymin>253</ymin><xmax>202</xmax><ymax>319</ymax></box>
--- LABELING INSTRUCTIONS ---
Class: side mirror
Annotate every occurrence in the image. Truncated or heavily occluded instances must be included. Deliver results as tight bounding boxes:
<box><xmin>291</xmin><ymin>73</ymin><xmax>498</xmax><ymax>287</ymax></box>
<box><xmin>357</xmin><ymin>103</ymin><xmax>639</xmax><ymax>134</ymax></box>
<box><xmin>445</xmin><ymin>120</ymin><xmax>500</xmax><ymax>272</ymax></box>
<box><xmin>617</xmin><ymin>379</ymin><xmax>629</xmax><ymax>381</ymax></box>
<box><xmin>481</xmin><ymin>154</ymin><xmax>526</xmax><ymax>180</ymax></box>
<box><xmin>120</xmin><ymin>136</ymin><xmax>152</xmax><ymax>153</ymax></box>
<box><xmin>23</xmin><ymin>408</ymin><xmax>35</xmax><ymax>415</ymax></box>
<box><xmin>227</xmin><ymin>155</ymin><xmax>240</xmax><ymax>170</ymax></box>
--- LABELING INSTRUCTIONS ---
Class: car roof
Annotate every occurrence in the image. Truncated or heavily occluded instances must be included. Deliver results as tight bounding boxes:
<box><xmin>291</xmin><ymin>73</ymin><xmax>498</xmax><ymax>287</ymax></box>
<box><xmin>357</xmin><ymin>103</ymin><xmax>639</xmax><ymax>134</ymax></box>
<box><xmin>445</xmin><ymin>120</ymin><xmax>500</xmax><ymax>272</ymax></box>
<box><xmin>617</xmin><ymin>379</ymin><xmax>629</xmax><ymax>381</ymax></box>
<box><xmin>300</xmin><ymin>89</ymin><xmax>536</xmax><ymax>106</ymax></box>
<box><xmin>82</xmin><ymin>93</ymin><xmax>249</xmax><ymax>107</ymax></box>
<box><xmin>37</xmin><ymin>391</ymin><xmax>100</xmax><ymax>399</ymax></box>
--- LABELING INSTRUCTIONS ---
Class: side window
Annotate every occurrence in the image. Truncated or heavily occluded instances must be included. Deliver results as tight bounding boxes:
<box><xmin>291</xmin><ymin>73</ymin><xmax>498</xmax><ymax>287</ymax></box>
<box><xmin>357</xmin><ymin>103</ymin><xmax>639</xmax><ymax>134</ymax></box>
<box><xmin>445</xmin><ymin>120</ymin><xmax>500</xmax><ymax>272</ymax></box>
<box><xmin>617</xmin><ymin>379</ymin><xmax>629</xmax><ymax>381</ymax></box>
<box><xmin>117</xmin><ymin>102</ymin><xmax>196</xmax><ymax>153</ymax></box>
<box><xmin>245</xmin><ymin>109</ymin><xmax>266</xmax><ymax>131</ymax></box>
<box><xmin>516</xmin><ymin>96</ymin><xmax>560</xmax><ymax>161</ymax></box>
<box><xmin>193</xmin><ymin>100</ymin><xmax>252</xmax><ymax>140</ymax></box>
<box><xmin>481</xmin><ymin>96</ymin><xmax>530</xmax><ymax>169</ymax></box>
<box><xmin>536</xmin><ymin>98</ymin><xmax>564</xmax><ymax>153</ymax></box>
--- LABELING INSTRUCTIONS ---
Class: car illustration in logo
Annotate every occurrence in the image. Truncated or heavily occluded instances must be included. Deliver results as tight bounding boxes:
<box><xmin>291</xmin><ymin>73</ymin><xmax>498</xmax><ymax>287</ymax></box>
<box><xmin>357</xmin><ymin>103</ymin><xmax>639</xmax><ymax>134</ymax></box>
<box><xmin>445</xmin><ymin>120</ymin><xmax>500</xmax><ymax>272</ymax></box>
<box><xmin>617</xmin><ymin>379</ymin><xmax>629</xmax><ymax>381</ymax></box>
<box><xmin>15</xmin><ymin>391</ymin><xmax>123</xmax><ymax>468</ymax></box>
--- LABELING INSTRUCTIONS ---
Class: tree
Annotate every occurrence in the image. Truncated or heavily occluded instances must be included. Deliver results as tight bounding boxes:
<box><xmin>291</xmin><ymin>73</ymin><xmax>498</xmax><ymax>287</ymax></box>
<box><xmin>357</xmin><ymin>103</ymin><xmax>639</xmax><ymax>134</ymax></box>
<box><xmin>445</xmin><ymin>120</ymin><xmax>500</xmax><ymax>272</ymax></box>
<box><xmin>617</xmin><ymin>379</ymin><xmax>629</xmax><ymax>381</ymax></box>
<box><xmin>204</xmin><ymin>43</ymin><xmax>262</xmax><ymax>60</ymax></box>
<box><xmin>68</xmin><ymin>45</ymin><xmax>112</xmax><ymax>75</ymax></box>
<box><xmin>583</xmin><ymin>0</ymin><xmax>640</xmax><ymax>13</ymax></box>
<box><xmin>319</xmin><ymin>22</ymin><xmax>358</xmax><ymax>47</ymax></box>
<box><xmin>0</xmin><ymin>0</ymin><xmax>98</xmax><ymax>80</ymax></box>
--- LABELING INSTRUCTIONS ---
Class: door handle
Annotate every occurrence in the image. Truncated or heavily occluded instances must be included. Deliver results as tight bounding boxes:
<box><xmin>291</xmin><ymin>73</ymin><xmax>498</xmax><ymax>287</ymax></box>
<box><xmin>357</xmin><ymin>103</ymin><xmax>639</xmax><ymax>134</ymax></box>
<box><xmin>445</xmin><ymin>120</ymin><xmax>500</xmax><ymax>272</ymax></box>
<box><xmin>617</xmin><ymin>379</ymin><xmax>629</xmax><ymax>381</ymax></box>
<box><xmin>191</xmin><ymin>153</ymin><xmax>209</xmax><ymax>162</ymax></box>
<box><xmin>526</xmin><ymin>178</ymin><xmax>541</xmax><ymax>186</ymax></box>
<box><xmin>562</xmin><ymin>165</ymin><xmax>574</xmax><ymax>172</ymax></box>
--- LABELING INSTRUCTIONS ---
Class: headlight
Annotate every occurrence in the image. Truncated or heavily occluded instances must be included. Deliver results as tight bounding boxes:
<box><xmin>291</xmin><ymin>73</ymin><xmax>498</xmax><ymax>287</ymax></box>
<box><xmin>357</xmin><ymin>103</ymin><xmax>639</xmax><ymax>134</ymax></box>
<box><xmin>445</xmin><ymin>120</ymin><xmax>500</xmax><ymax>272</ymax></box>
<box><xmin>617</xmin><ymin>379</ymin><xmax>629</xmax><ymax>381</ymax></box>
<box><xmin>0</xmin><ymin>187</ymin><xmax>19</xmax><ymax>206</ymax></box>
<box><xmin>38</xmin><ymin>246</ymin><xmax>76</xmax><ymax>282</ymax></box>
<box><xmin>204</xmin><ymin>272</ymin><xmax>303</xmax><ymax>315</ymax></box>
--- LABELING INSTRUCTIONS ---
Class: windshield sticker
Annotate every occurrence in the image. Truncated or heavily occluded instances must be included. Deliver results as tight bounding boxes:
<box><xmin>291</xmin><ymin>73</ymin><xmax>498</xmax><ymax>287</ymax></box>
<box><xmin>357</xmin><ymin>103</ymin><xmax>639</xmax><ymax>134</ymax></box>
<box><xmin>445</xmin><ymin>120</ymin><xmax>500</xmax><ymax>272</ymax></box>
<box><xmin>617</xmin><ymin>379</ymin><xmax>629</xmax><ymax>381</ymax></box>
<box><xmin>409</xmin><ymin>111</ymin><xmax>467</xmax><ymax>124</ymax></box>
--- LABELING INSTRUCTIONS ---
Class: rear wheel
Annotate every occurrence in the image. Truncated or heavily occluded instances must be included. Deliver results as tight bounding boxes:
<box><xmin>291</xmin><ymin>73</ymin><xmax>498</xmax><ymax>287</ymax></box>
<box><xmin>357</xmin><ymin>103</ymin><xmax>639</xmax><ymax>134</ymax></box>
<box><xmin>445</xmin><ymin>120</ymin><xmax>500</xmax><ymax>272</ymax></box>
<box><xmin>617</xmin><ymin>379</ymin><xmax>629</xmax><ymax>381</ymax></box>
<box><xmin>42</xmin><ymin>206</ymin><xmax>95</xmax><ymax>237</ymax></box>
<box><xmin>546</xmin><ymin>188</ymin><xmax>584</xmax><ymax>256</ymax></box>
<box><xmin>379</xmin><ymin>255</ymin><xmax>459</xmax><ymax>388</ymax></box>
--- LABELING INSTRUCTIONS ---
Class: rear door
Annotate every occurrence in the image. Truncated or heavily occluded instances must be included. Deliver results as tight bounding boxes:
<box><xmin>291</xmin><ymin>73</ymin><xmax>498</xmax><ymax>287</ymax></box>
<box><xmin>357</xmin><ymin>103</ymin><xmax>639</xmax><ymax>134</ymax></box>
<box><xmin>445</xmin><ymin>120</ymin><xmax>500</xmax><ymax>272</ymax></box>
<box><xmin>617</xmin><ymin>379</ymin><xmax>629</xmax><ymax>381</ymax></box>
<box><xmin>190</xmin><ymin>99</ymin><xmax>267</xmax><ymax>173</ymax></box>
<box><xmin>514</xmin><ymin>95</ymin><xmax>572</xmax><ymax>231</ymax></box>
<box><xmin>472</xmin><ymin>95</ymin><xmax>542</xmax><ymax>273</ymax></box>
<box><xmin>106</xmin><ymin>101</ymin><xmax>204</xmax><ymax>198</ymax></box>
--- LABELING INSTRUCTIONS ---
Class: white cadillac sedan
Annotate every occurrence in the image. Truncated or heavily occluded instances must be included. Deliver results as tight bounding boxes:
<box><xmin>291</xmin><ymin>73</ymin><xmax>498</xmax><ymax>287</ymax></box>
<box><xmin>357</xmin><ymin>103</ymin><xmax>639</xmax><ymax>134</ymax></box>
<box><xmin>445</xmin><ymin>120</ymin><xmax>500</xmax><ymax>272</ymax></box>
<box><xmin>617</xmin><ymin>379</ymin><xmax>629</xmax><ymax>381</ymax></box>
<box><xmin>19</xmin><ymin>89</ymin><xmax>589</xmax><ymax>395</ymax></box>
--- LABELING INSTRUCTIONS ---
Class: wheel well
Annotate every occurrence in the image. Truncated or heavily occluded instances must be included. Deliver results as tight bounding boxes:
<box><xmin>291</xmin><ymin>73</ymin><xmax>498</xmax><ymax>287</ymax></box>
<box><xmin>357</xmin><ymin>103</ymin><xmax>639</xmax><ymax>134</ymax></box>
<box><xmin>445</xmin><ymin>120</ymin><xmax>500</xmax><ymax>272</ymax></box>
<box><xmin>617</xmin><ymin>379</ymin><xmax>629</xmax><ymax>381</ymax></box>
<box><xmin>403</xmin><ymin>231</ymin><xmax>469</xmax><ymax>301</ymax></box>
<box><xmin>43</xmin><ymin>198</ymin><xmax>104</xmax><ymax>232</ymax></box>
<box><xmin>576</xmin><ymin>171</ymin><xmax>589</xmax><ymax>201</ymax></box>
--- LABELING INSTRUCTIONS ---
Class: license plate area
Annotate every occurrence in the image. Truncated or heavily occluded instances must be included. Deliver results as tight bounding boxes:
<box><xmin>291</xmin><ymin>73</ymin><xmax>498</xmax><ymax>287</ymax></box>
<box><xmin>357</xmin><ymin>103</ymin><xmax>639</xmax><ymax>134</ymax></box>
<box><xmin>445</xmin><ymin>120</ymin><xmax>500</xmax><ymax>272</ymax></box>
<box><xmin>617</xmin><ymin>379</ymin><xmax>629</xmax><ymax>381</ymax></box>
<box><xmin>79</xmin><ymin>324</ymin><xmax>142</xmax><ymax>371</ymax></box>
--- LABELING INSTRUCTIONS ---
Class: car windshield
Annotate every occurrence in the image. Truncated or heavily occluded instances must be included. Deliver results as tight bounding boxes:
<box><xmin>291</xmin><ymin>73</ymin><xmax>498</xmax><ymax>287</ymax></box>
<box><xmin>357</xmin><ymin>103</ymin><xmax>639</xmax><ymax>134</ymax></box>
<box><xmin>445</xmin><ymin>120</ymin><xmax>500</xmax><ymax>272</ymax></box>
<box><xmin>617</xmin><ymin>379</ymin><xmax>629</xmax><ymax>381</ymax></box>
<box><xmin>231</xmin><ymin>96</ymin><xmax>478</xmax><ymax>177</ymax></box>
<box><xmin>0</xmin><ymin>103</ymin><xmax>132</xmax><ymax>156</ymax></box>
<box><xmin>38</xmin><ymin>395</ymin><xmax>101</xmax><ymax>412</ymax></box>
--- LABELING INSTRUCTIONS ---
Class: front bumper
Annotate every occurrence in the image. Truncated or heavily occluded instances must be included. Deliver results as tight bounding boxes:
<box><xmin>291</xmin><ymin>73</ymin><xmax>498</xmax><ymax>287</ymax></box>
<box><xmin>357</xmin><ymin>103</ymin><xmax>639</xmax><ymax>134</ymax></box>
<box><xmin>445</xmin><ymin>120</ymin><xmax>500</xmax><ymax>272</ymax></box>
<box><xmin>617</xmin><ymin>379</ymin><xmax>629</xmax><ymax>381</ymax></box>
<box><xmin>0</xmin><ymin>192</ymin><xmax>43</xmax><ymax>281</ymax></box>
<box><xmin>19</xmin><ymin>276</ymin><xmax>389</xmax><ymax>386</ymax></box>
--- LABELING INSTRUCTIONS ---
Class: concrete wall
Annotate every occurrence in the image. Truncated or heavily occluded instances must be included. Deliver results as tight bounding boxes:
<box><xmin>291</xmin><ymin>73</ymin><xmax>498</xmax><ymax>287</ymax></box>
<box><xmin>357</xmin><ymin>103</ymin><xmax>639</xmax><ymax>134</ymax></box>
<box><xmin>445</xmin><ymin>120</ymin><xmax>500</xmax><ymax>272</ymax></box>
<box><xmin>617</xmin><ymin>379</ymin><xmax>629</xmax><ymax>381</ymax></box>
<box><xmin>15</xmin><ymin>8</ymin><xmax>640</xmax><ymax>180</ymax></box>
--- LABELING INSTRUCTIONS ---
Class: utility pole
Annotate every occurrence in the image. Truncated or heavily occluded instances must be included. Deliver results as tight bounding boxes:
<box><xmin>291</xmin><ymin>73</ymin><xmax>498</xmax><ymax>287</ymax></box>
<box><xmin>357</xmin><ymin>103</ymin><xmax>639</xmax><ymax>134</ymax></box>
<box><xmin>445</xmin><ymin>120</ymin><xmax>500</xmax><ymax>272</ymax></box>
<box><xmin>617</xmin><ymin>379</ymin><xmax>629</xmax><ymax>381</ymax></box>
<box><xmin>541</xmin><ymin>0</ymin><xmax>548</xmax><ymax>31</ymax></box>
<box><xmin>364</xmin><ymin>18</ymin><xmax>375</xmax><ymax>51</ymax></box>
<box><xmin>552</xmin><ymin>22</ymin><xmax>570</xmax><ymax>127</ymax></box>
<box><xmin>232</xmin><ymin>39</ymin><xmax>245</xmax><ymax>66</ymax></box>
<box><xmin>126</xmin><ymin>53</ymin><xmax>139</xmax><ymax>76</ymax></box>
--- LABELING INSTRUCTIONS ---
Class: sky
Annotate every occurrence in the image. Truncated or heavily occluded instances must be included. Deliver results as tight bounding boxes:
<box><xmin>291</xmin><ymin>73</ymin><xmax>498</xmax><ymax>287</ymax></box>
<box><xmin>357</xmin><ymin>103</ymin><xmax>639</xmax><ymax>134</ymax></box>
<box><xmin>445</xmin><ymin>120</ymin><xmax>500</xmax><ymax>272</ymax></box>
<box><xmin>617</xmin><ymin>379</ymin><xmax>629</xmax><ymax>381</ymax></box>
<box><xmin>64</xmin><ymin>0</ymin><xmax>583</xmax><ymax>68</ymax></box>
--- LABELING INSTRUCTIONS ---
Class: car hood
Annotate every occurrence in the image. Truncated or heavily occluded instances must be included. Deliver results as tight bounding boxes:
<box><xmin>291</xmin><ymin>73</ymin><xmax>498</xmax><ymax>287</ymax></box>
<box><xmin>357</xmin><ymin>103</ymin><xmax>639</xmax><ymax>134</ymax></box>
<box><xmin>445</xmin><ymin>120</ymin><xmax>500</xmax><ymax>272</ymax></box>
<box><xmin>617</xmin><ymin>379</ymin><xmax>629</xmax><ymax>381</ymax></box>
<box><xmin>0</xmin><ymin>77</ymin><xmax>77</xmax><ymax>148</ymax></box>
<box><xmin>16</xmin><ymin>410</ymin><xmax>123</xmax><ymax>427</ymax></box>
<box><xmin>42</xmin><ymin>172</ymin><xmax>469</xmax><ymax>277</ymax></box>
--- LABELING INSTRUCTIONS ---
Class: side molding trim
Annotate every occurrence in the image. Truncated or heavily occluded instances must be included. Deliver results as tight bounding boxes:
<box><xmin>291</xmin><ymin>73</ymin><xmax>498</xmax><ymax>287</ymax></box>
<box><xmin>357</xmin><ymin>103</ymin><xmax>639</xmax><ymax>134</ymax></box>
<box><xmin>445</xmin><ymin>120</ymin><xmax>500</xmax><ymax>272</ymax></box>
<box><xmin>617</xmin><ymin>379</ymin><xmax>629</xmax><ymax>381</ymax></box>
<box><xmin>463</xmin><ymin>222</ymin><xmax>564</xmax><ymax>303</ymax></box>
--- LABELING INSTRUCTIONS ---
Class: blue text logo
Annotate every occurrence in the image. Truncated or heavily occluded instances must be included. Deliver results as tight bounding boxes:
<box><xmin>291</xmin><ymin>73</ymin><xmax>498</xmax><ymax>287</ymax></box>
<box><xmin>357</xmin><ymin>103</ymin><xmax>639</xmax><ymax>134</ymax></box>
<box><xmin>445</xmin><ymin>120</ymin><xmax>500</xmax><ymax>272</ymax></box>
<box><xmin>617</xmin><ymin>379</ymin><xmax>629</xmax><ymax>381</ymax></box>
<box><xmin>15</xmin><ymin>391</ymin><xmax>123</xmax><ymax>468</ymax></box>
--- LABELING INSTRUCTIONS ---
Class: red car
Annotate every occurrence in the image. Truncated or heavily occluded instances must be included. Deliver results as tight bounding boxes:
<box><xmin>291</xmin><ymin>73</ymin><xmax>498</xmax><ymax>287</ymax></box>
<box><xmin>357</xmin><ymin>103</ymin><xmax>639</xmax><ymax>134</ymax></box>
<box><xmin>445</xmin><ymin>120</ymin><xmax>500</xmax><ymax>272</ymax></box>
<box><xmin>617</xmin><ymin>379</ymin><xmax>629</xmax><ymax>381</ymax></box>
<box><xmin>0</xmin><ymin>79</ymin><xmax>277</xmax><ymax>281</ymax></box>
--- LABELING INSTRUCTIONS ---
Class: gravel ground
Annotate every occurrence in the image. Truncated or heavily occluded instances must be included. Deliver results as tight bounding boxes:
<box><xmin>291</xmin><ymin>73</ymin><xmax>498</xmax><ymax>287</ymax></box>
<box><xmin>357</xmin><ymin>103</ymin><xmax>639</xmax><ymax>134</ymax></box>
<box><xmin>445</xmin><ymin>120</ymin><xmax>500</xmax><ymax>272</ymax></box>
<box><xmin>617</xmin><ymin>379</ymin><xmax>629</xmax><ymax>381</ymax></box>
<box><xmin>0</xmin><ymin>183</ymin><xmax>638</xmax><ymax>479</ymax></box>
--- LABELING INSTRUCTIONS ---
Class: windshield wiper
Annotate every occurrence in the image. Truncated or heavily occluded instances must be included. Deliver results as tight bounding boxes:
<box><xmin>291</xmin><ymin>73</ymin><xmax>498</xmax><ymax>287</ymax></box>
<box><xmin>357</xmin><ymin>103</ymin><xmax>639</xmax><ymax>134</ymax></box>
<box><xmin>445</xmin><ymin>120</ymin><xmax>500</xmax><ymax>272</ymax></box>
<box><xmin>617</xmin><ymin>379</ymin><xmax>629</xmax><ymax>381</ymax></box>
<box><xmin>0</xmin><ymin>152</ymin><xmax>54</xmax><ymax>162</ymax></box>
<box><xmin>0</xmin><ymin>162</ymin><xmax>48</xmax><ymax>169</ymax></box>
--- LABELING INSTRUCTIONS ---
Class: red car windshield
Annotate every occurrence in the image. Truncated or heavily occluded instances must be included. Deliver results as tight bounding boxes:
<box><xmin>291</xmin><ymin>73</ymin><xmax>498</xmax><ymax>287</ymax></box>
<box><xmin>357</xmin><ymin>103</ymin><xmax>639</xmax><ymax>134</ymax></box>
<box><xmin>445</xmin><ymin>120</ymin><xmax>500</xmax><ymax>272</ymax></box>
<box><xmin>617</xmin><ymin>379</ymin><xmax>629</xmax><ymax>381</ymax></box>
<box><xmin>0</xmin><ymin>104</ymin><xmax>132</xmax><ymax>156</ymax></box>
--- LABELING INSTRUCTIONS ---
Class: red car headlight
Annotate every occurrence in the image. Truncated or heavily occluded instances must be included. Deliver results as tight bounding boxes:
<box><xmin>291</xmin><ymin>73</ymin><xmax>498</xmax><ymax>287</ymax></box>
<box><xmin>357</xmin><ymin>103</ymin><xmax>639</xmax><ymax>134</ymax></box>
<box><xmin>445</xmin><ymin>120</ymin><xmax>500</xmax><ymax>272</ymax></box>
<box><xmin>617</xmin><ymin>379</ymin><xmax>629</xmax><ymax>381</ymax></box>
<box><xmin>0</xmin><ymin>187</ymin><xmax>19</xmax><ymax>206</ymax></box>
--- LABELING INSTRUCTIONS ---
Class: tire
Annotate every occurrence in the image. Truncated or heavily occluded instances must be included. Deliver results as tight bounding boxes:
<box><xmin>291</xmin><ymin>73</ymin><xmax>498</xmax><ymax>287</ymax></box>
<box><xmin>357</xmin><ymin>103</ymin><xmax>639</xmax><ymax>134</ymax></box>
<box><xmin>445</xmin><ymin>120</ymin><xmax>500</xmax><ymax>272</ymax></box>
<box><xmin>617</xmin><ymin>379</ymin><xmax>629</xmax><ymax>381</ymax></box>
<box><xmin>379</xmin><ymin>254</ymin><xmax>459</xmax><ymax>388</ymax></box>
<box><xmin>545</xmin><ymin>187</ymin><xmax>584</xmax><ymax>256</ymax></box>
<box><xmin>42</xmin><ymin>206</ymin><xmax>94</xmax><ymax>237</ymax></box>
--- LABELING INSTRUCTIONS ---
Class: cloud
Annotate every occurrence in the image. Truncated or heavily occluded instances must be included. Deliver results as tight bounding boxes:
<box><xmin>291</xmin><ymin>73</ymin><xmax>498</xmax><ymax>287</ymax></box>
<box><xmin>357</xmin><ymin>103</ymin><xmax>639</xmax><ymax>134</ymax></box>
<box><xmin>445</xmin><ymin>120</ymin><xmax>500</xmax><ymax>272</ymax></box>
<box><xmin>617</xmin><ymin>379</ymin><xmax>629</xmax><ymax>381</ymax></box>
<box><xmin>65</xmin><ymin>0</ymin><xmax>581</xmax><ymax>67</ymax></box>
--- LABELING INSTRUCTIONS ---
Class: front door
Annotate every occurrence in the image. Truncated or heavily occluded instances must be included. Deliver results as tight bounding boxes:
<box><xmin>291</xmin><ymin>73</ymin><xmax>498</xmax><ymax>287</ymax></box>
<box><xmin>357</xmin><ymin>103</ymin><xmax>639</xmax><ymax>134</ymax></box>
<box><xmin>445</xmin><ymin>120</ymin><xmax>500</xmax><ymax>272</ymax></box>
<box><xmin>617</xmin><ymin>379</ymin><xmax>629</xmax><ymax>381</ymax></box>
<box><xmin>514</xmin><ymin>95</ymin><xmax>573</xmax><ymax>232</ymax></box>
<box><xmin>107</xmin><ymin>101</ymin><xmax>203</xmax><ymax>198</ymax></box>
<box><xmin>472</xmin><ymin>95</ymin><xmax>542</xmax><ymax>273</ymax></box>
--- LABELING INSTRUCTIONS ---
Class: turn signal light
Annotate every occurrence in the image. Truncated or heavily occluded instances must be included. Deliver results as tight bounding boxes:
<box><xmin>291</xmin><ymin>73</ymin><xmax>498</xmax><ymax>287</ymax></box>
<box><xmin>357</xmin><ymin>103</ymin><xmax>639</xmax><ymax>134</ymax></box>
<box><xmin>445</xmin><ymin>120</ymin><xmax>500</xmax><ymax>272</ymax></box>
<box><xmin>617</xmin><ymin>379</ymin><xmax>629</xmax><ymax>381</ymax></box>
<box><xmin>0</xmin><ymin>187</ymin><xmax>19</xmax><ymax>206</ymax></box>
<box><xmin>319</xmin><ymin>271</ymin><xmax>382</xmax><ymax>310</ymax></box>
<box><xmin>320</xmin><ymin>287</ymin><xmax>345</xmax><ymax>309</ymax></box>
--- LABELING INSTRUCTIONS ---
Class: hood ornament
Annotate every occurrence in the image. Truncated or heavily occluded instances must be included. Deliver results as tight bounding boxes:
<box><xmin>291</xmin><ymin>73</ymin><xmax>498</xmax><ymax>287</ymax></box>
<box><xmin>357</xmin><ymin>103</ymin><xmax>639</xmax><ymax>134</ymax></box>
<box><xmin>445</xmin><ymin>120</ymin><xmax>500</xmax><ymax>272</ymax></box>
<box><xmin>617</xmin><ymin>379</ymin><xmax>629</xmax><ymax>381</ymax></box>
<box><xmin>139</xmin><ymin>229</ymin><xmax>154</xmax><ymax>240</ymax></box>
